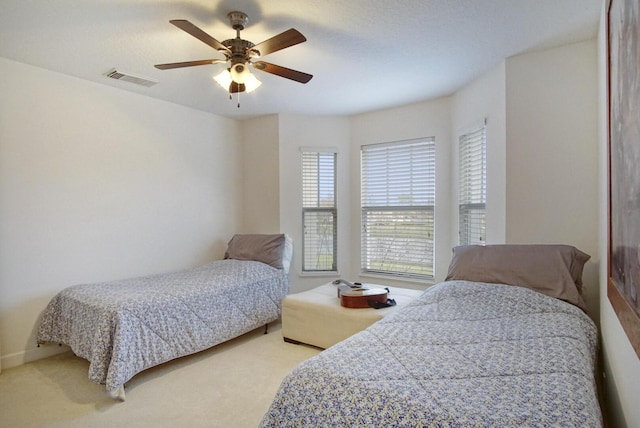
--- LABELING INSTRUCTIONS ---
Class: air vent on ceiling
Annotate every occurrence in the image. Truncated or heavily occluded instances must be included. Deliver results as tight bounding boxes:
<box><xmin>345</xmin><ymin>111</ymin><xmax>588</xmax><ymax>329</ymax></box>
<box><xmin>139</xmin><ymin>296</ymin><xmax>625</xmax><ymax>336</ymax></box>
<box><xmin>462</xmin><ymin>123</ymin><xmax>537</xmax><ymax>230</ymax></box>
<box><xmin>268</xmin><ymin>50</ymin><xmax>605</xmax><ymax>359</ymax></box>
<box><xmin>104</xmin><ymin>69</ymin><xmax>158</xmax><ymax>87</ymax></box>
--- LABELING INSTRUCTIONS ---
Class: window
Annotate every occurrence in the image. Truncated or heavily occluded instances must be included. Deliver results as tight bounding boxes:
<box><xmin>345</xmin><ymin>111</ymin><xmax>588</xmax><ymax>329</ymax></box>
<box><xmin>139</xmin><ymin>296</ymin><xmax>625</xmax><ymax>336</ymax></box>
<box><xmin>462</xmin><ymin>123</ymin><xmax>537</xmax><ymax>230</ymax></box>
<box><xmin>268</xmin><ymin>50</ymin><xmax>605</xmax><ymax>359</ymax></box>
<box><xmin>458</xmin><ymin>125</ymin><xmax>486</xmax><ymax>245</ymax></box>
<box><xmin>360</xmin><ymin>138</ymin><xmax>435</xmax><ymax>280</ymax></box>
<box><xmin>302</xmin><ymin>150</ymin><xmax>337</xmax><ymax>272</ymax></box>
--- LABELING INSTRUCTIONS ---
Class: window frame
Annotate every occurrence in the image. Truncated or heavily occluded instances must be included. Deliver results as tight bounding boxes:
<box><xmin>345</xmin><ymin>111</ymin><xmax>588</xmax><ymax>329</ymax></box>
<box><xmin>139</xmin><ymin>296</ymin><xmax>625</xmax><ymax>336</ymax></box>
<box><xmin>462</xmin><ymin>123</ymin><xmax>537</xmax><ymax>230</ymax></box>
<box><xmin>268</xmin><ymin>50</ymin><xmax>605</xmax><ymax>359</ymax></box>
<box><xmin>458</xmin><ymin>123</ymin><xmax>487</xmax><ymax>246</ymax></box>
<box><xmin>301</xmin><ymin>149</ymin><xmax>338</xmax><ymax>273</ymax></box>
<box><xmin>360</xmin><ymin>137</ymin><xmax>436</xmax><ymax>281</ymax></box>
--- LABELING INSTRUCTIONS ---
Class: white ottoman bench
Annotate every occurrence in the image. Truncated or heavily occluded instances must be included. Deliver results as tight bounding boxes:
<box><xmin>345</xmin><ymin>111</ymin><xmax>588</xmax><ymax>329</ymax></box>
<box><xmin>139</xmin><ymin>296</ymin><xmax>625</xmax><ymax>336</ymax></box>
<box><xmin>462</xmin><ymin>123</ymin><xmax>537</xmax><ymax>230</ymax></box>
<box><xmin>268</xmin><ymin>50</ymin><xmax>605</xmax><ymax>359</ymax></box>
<box><xmin>281</xmin><ymin>283</ymin><xmax>423</xmax><ymax>349</ymax></box>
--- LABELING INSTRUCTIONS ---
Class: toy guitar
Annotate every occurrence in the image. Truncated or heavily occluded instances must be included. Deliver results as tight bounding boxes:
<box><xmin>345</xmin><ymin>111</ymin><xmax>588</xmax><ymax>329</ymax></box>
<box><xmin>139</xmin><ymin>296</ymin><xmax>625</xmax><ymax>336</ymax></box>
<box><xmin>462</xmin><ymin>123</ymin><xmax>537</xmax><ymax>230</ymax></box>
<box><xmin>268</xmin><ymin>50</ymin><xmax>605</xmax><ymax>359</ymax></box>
<box><xmin>332</xmin><ymin>279</ymin><xmax>394</xmax><ymax>309</ymax></box>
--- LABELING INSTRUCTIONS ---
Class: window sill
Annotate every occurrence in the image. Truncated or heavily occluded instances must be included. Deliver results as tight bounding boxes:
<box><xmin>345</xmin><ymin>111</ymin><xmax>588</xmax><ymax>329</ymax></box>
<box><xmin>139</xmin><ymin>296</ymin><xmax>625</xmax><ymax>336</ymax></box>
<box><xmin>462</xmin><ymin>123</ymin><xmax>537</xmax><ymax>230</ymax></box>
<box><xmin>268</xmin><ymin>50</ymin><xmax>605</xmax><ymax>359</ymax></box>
<box><xmin>298</xmin><ymin>271</ymin><xmax>339</xmax><ymax>278</ymax></box>
<box><xmin>358</xmin><ymin>272</ymin><xmax>435</xmax><ymax>287</ymax></box>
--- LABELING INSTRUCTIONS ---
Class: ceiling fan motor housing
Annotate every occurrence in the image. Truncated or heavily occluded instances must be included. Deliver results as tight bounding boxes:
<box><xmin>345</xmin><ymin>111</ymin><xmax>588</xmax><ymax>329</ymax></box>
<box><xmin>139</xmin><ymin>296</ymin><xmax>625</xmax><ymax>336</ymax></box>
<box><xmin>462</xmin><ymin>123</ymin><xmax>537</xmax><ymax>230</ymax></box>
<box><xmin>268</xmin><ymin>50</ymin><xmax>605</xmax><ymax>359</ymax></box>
<box><xmin>221</xmin><ymin>38</ymin><xmax>256</xmax><ymax>65</ymax></box>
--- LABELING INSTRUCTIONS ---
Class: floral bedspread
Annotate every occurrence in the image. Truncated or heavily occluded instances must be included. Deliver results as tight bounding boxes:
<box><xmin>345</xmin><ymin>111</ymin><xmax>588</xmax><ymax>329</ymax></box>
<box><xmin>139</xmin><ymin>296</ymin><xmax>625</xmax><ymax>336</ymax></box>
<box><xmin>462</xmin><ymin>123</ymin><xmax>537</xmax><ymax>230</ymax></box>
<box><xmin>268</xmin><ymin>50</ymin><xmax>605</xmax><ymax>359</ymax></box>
<box><xmin>260</xmin><ymin>280</ymin><xmax>601</xmax><ymax>427</ymax></box>
<box><xmin>38</xmin><ymin>259</ymin><xmax>288</xmax><ymax>397</ymax></box>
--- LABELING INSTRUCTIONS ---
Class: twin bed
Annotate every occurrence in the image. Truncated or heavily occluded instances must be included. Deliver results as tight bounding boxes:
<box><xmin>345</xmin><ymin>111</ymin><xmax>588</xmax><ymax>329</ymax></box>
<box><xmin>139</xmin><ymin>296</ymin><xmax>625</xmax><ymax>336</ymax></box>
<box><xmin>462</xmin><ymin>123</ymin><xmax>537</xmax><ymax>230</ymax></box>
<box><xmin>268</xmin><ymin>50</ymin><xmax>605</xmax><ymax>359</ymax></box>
<box><xmin>38</xmin><ymin>239</ymin><xmax>602</xmax><ymax>426</ymax></box>
<box><xmin>37</xmin><ymin>233</ymin><xmax>292</xmax><ymax>400</ymax></box>
<box><xmin>260</xmin><ymin>244</ymin><xmax>602</xmax><ymax>427</ymax></box>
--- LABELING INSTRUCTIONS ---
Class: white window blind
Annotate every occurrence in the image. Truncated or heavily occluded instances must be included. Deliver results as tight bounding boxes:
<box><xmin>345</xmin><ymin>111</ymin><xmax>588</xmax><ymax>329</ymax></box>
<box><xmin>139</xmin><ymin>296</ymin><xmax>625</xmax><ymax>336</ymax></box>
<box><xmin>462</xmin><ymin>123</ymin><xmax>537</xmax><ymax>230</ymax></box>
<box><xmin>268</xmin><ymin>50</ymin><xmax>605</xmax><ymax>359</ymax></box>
<box><xmin>458</xmin><ymin>126</ymin><xmax>486</xmax><ymax>245</ymax></box>
<box><xmin>361</xmin><ymin>138</ymin><xmax>435</xmax><ymax>280</ymax></box>
<box><xmin>302</xmin><ymin>151</ymin><xmax>337</xmax><ymax>272</ymax></box>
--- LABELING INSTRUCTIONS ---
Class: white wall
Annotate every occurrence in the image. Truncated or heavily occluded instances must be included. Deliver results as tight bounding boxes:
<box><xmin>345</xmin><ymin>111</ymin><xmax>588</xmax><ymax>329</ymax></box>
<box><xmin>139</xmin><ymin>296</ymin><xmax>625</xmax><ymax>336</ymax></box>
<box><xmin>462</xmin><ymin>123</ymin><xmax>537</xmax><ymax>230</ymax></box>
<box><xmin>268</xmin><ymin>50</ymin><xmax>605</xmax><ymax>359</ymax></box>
<box><xmin>0</xmin><ymin>58</ymin><xmax>241</xmax><ymax>369</ymax></box>
<box><xmin>240</xmin><ymin>115</ymin><xmax>281</xmax><ymax>234</ymax></box>
<box><xmin>349</xmin><ymin>98</ymin><xmax>453</xmax><ymax>287</ymax></box>
<box><xmin>505</xmin><ymin>41</ymin><xmax>598</xmax><ymax>250</ymax></box>
<box><xmin>451</xmin><ymin>62</ymin><xmax>507</xmax><ymax>245</ymax></box>
<box><xmin>597</xmin><ymin>2</ymin><xmax>640</xmax><ymax>426</ymax></box>
<box><xmin>504</xmin><ymin>40</ymin><xmax>600</xmax><ymax>318</ymax></box>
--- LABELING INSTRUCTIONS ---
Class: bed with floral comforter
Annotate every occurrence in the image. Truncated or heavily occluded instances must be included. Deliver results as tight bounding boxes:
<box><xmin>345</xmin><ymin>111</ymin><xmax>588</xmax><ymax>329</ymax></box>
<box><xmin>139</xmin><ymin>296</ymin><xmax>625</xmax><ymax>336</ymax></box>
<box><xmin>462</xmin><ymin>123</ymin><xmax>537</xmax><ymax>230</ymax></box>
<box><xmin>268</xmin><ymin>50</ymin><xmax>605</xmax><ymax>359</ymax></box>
<box><xmin>38</xmin><ymin>234</ymin><xmax>290</xmax><ymax>400</ymax></box>
<box><xmin>260</xmin><ymin>280</ymin><xmax>602</xmax><ymax>427</ymax></box>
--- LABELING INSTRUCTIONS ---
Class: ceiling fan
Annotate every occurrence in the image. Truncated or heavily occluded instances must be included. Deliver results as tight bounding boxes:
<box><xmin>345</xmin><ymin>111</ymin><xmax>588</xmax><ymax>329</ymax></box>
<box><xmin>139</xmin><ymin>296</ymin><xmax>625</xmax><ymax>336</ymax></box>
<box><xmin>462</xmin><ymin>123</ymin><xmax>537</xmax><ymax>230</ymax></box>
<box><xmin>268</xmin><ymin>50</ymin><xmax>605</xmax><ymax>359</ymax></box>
<box><xmin>155</xmin><ymin>11</ymin><xmax>313</xmax><ymax>96</ymax></box>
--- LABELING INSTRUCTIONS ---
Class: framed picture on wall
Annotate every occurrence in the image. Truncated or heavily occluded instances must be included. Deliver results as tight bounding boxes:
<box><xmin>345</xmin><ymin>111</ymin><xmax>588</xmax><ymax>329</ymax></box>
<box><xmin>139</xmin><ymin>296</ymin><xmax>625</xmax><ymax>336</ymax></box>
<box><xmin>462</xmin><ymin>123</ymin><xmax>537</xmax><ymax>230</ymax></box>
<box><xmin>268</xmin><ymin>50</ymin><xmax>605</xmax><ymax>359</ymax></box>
<box><xmin>607</xmin><ymin>0</ymin><xmax>640</xmax><ymax>359</ymax></box>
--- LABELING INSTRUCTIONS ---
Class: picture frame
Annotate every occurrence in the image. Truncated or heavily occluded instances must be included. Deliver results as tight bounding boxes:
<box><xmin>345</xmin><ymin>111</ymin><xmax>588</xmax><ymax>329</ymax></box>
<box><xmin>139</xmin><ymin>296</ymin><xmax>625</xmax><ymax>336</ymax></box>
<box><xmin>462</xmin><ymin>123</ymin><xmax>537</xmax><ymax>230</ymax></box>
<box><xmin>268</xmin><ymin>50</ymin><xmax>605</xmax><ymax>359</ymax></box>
<box><xmin>607</xmin><ymin>0</ymin><xmax>640</xmax><ymax>359</ymax></box>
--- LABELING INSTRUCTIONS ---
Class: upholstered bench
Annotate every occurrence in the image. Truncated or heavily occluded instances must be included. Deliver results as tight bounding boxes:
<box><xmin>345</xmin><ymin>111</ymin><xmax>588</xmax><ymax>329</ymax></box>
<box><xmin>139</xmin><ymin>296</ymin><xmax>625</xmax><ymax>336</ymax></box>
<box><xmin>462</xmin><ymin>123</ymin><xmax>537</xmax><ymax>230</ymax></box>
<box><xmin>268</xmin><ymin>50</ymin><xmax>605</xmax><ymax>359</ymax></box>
<box><xmin>281</xmin><ymin>283</ymin><xmax>423</xmax><ymax>349</ymax></box>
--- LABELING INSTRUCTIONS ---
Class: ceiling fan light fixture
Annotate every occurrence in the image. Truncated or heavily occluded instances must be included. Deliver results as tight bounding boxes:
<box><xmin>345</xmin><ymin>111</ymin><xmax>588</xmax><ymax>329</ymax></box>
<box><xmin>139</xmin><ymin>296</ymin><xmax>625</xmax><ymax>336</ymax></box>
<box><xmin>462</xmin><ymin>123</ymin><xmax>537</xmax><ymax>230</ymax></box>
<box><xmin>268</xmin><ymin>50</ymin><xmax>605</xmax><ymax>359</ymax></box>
<box><xmin>213</xmin><ymin>69</ymin><xmax>232</xmax><ymax>88</ymax></box>
<box><xmin>214</xmin><ymin>63</ymin><xmax>262</xmax><ymax>93</ymax></box>
<box><xmin>243</xmin><ymin>71</ymin><xmax>262</xmax><ymax>93</ymax></box>
<box><xmin>230</xmin><ymin>63</ymin><xmax>250</xmax><ymax>83</ymax></box>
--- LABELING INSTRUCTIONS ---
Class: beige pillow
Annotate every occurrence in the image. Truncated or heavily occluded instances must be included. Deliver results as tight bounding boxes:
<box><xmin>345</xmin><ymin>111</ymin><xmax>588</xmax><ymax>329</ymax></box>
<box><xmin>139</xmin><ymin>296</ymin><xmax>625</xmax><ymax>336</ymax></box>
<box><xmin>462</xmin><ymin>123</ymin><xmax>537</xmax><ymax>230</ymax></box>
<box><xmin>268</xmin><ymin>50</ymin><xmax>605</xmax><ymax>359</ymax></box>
<box><xmin>445</xmin><ymin>244</ymin><xmax>590</xmax><ymax>311</ymax></box>
<box><xmin>224</xmin><ymin>234</ymin><xmax>286</xmax><ymax>269</ymax></box>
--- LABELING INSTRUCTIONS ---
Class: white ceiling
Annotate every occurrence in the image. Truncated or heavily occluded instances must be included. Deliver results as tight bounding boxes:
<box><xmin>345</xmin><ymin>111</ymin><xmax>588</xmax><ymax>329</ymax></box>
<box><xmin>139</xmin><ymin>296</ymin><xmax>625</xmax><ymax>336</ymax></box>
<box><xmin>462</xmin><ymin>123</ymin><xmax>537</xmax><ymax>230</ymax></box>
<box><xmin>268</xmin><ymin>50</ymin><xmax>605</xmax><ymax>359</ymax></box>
<box><xmin>0</xmin><ymin>0</ymin><xmax>602</xmax><ymax>120</ymax></box>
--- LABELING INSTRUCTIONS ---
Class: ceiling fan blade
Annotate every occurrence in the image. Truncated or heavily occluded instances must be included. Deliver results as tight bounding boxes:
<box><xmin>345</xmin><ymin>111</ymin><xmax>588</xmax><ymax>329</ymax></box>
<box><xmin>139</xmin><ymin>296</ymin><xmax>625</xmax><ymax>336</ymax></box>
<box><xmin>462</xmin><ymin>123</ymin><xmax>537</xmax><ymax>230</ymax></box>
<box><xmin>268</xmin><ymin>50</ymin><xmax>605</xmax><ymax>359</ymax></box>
<box><xmin>253</xmin><ymin>61</ymin><xmax>313</xmax><ymax>84</ymax></box>
<box><xmin>155</xmin><ymin>59</ymin><xmax>226</xmax><ymax>70</ymax></box>
<box><xmin>252</xmin><ymin>29</ymin><xmax>306</xmax><ymax>57</ymax></box>
<box><xmin>169</xmin><ymin>19</ymin><xmax>229</xmax><ymax>53</ymax></box>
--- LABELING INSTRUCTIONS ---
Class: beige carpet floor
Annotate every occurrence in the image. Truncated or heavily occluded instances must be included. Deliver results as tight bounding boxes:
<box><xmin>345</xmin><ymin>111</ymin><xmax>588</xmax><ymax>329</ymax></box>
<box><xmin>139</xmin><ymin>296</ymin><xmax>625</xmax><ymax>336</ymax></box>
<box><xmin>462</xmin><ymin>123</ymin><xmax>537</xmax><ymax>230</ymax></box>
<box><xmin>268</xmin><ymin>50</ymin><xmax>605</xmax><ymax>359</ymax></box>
<box><xmin>0</xmin><ymin>321</ymin><xmax>320</xmax><ymax>428</ymax></box>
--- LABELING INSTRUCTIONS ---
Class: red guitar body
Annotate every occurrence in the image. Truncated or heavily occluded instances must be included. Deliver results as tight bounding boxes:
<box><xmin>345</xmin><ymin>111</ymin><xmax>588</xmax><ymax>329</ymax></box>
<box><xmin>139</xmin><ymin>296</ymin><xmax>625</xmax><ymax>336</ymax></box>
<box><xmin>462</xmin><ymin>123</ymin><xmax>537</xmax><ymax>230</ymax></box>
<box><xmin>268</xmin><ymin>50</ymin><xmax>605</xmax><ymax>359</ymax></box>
<box><xmin>337</xmin><ymin>284</ymin><xmax>388</xmax><ymax>308</ymax></box>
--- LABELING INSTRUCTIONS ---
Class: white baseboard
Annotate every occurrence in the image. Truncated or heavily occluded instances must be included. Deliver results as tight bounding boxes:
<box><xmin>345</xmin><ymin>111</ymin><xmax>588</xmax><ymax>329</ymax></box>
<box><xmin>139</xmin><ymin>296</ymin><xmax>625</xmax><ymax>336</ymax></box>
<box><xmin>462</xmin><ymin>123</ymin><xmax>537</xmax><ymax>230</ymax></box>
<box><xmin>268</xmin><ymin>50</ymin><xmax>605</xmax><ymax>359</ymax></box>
<box><xmin>1</xmin><ymin>343</ymin><xmax>71</xmax><ymax>371</ymax></box>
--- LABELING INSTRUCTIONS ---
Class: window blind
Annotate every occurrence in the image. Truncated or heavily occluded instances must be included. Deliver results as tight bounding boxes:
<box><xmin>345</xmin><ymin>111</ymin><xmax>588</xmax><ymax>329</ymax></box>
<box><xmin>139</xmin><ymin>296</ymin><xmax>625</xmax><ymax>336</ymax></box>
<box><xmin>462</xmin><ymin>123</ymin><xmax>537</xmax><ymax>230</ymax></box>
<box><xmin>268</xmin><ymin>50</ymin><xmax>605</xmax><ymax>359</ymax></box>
<box><xmin>458</xmin><ymin>126</ymin><xmax>486</xmax><ymax>245</ymax></box>
<box><xmin>361</xmin><ymin>138</ymin><xmax>435</xmax><ymax>280</ymax></box>
<box><xmin>302</xmin><ymin>151</ymin><xmax>337</xmax><ymax>272</ymax></box>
